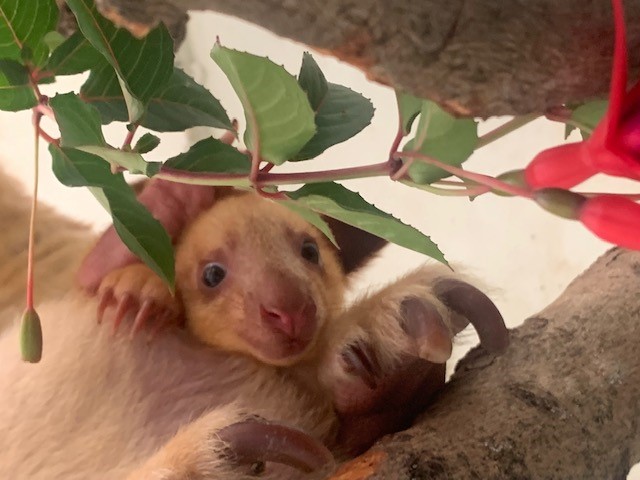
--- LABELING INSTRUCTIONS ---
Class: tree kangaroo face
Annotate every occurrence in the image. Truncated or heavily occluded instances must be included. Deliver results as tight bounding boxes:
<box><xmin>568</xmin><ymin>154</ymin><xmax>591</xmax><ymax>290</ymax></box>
<box><xmin>175</xmin><ymin>193</ymin><xmax>346</xmax><ymax>366</ymax></box>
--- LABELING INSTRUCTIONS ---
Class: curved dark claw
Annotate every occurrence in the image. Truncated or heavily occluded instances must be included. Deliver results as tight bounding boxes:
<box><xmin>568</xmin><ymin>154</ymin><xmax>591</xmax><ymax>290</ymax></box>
<box><xmin>433</xmin><ymin>278</ymin><xmax>509</xmax><ymax>353</ymax></box>
<box><xmin>217</xmin><ymin>420</ymin><xmax>334</xmax><ymax>474</ymax></box>
<box><xmin>400</xmin><ymin>297</ymin><xmax>452</xmax><ymax>363</ymax></box>
<box><xmin>340</xmin><ymin>340</ymin><xmax>382</xmax><ymax>389</ymax></box>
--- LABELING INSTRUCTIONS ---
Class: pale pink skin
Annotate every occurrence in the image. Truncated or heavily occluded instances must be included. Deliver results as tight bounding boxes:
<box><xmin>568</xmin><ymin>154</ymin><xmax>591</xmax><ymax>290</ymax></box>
<box><xmin>77</xmin><ymin>181</ymin><xmax>216</xmax><ymax>292</ymax></box>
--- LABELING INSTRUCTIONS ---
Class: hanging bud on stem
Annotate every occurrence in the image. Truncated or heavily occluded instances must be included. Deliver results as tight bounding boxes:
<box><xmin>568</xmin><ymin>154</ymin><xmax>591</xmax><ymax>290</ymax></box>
<box><xmin>533</xmin><ymin>189</ymin><xmax>640</xmax><ymax>249</ymax></box>
<box><xmin>20</xmin><ymin>307</ymin><xmax>43</xmax><ymax>363</ymax></box>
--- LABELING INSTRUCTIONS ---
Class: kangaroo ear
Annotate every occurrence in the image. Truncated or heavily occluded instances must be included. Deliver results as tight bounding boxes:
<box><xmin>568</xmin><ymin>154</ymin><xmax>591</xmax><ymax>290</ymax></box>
<box><xmin>322</xmin><ymin>217</ymin><xmax>387</xmax><ymax>274</ymax></box>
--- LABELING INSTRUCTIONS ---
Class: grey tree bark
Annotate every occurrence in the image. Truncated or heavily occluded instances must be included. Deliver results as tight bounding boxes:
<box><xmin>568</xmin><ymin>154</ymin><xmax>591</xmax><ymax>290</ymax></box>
<box><xmin>330</xmin><ymin>247</ymin><xmax>640</xmax><ymax>480</ymax></box>
<box><xmin>90</xmin><ymin>0</ymin><xmax>640</xmax><ymax>116</ymax></box>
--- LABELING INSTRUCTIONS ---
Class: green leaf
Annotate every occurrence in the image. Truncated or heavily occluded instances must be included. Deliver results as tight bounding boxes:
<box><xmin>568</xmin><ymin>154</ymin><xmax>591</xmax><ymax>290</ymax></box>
<box><xmin>42</xmin><ymin>31</ymin><xmax>66</xmax><ymax>53</ymax></box>
<box><xmin>82</xmin><ymin>67</ymin><xmax>232</xmax><ymax>132</ymax></box>
<box><xmin>565</xmin><ymin>100</ymin><xmax>608</xmax><ymax>140</ymax></box>
<box><xmin>288</xmin><ymin>182</ymin><xmax>446</xmax><ymax>264</ymax></box>
<box><xmin>142</xmin><ymin>69</ymin><xmax>231</xmax><ymax>131</ymax></box>
<box><xmin>65</xmin><ymin>0</ymin><xmax>174</xmax><ymax>121</ymax></box>
<box><xmin>77</xmin><ymin>145</ymin><xmax>161</xmax><ymax>176</ymax></box>
<box><xmin>396</xmin><ymin>91</ymin><xmax>423</xmax><ymax>135</ymax></box>
<box><xmin>0</xmin><ymin>0</ymin><xmax>58</xmax><ymax>64</ymax></box>
<box><xmin>404</xmin><ymin>101</ymin><xmax>478</xmax><ymax>184</ymax></box>
<box><xmin>0</xmin><ymin>59</ymin><xmax>37</xmax><ymax>111</ymax></box>
<box><xmin>50</xmin><ymin>145</ymin><xmax>174</xmax><ymax>288</ymax></box>
<box><xmin>51</xmin><ymin>93</ymin><xmax>160</xmax><ymax>176</ymax></box>
<box><xmin>46</xmin><ymin>31</ymin><xmax>102</xmax><ymax>76</ymax></box>
<box><xmin>293</xmin><ymin>53</ymin><xmax>374</xmax><ymax>160</ymax></box>
<box><xmin>211</xmin><ymin>45</ymin><xmax>315</xmax><ymax>165</ymax></box>
<box><xmin>50</xmin><ymin>93</ymin><xmax>106</xmax><ymax>147</ymax></box>
<box><xmin>298</xmin><ymin>52</ymin><xmax>328</xmax><ymax>111</ymax></box>
<box><xmin>164</xmin><ymin>137</ymin><xmax>250</xmax><ymax>174</ymax></box>
<box><xmin>279</xmin><ymin>200</ymin><xmax>338</xmax><ymax>247</ymax></box>
<box><xmin>134</xmin><ymin>133</ymin><xmax>160</xmax><ymax>154</ymax></box>
<box><xmin>294</xmin><ymin>83</ymin><xmax>374</xmax><ymax>160</ymax></box>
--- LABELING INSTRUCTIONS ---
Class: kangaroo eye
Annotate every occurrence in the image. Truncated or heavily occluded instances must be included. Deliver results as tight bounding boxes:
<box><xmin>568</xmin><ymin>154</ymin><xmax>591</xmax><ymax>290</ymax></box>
<box><xmin>202</xmin><ymin>263</ymin><xmax>227</xmax><ymax>287</ymax></box>
<box><xmin>301</xmin><ymin>239</ymin><xmax>320</xmax><ymax>264</ymax></box>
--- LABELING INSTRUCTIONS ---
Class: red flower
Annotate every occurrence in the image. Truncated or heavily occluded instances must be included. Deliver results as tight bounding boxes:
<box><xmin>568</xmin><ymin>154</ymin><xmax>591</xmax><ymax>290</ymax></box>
<box><xmin>580</xmin><ymin>195</ymin><xmax>640</xmax><ymax>250</ymax></box>
<box><xmin>525</xmin><ymin>0</ymin><xmax>640</xmax><ymax>189</ymax></box>
<box><xmin>533</xmin><ymin>189</ymin><xmax>640</xmax><ymax>249</ymax></box>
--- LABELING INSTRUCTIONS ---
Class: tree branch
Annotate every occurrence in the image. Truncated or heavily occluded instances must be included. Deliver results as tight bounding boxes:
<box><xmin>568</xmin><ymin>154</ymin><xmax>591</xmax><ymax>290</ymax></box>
<box><xmin>93</xmin><ymin>0</ymin><xmax>640</xmax><ymax>116</ymax></box>
<box><xmin>330</xmin><ymin>247</ymin><xmax>640</xmax><ymax>479</ymax></box>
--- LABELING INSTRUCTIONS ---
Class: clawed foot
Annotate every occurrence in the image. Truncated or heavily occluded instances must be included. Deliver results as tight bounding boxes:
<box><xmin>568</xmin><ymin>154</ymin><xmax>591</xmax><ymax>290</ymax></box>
<box><xmin>325</xmin><ymin>271</ymin><xmax>509</xmax><ymax>454</ymax></box>
<box><xmin>218</xmin><ymin>419</ymin><xmax>334</xmax><ymax>476</ymax></box>
<box><xmin>126</xmin><ymin>414</ymin><xmax>334</xmax><ymax>480</ymax></box>
<box><xmin>96</xmin><ymin>264</ymin><xmax>182</xmax><ymax>339</ymax></box>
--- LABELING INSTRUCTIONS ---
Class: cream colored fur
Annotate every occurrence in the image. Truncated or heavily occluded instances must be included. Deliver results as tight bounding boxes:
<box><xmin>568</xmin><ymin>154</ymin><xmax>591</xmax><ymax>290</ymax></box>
<box><xmin>0</xmin><ymin>170</ymin><xmax>464</xmax><ymax>479</ymax></box>
<box><xmin>0</xmin><ymin>168</ymin><xmax>91</xmax><ymax>325</ymax></box>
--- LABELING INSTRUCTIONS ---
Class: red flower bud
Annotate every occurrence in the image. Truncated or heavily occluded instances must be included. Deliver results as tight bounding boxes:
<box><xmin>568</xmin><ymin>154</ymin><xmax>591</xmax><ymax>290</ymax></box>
<box><xmin>525</xmin><ymin>143</ymin><xmax>596</xmax><ymax>189</ymax></box>
<box><xmin>579</xmin><ymin>195</ymin><xmax>640</xmax><ymax>250</ymax></box>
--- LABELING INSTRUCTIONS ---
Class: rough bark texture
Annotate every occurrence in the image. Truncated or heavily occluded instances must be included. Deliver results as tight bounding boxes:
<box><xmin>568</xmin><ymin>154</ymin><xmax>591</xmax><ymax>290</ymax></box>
<box><xmin>93</xmin><ymin>0</ymin><xmax>640</xmax><ymax>116</ymax></box>
<box><xmin>329</xmin><ymin>247</ymin><xmax>640</xmax><ymax>480</ymax></box>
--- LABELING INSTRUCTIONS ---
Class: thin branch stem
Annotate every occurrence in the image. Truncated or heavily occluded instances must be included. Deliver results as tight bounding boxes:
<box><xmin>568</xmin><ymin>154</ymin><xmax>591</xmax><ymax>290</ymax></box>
<box><xmin>26</xmin><ymin>116</ymin><xmax>40</xmax><ymax>310</ymax></box>
<box><xmin>34</xmin><ymin>103</ymin><xmax>54</xmax><ymax>120</ymax></box>
<box><xmin>37</xmin><ymin>127</ymin><xmax>60</xmax><ymax>145</ymax></box>
<box><xmin>388</xmin><ymin>124</ymin><xmax>405</xmax><ymax>161</ymax></box>
<box><xmin>396</xmin><ymin>151</ymin><xmax>533</xmax><ymax>198</ymax></box>
<box><xmin>476</xmin><ymin>113</ymin><xmax>541</xmax><ymax>148</ymax></box>
<box><xmin>402</xmin><ymin>180</ymin><xmax>491</xmax><ymax>197</ymax></box>
<box><xmin>390</xmin><ymin>158</ymin><xmax>414</xmax><ymax>181</ymax></box>
<box><xmin>122</xmin><ymin>124</ymin><xmax>139</xmax><ymax>150</ymax></box>
<box><xmin>579</xmin><ymin>192</ymin><xmax>640</xmax><ymax>200</ymax></box>
<box><xmin>158</xmin><ymin>161</ymin><xmax>391</xmax><ymax>187</ymax></box>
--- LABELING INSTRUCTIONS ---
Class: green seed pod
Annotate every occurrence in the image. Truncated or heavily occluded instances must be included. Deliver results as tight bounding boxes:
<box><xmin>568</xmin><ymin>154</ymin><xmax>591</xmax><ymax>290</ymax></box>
<box><xmin>20</xmin><ymin>308</ymin><xmax>43</xmax><ymax>363</ymax></box>
<box><xmin>493</xmin><ymin>170</ymin><xmax>527</xmax><ymax>197</ymax></box>
<box><xmin>533</xmin><ymin>188</ymin><xmax>587</xmax><ymax>220</ymax></box>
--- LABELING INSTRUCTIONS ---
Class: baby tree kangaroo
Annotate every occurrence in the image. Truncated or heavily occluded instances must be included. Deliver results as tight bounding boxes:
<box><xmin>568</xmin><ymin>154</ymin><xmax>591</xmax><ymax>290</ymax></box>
<box><xmin>93</xmin><ymin>181</ymin><xmax>509</xmax><ymax>478</ymax></box>
<box><xmin>0</xmin><ymin>179</ymin><xmax>508</xmax><ymax>480</ymax></box>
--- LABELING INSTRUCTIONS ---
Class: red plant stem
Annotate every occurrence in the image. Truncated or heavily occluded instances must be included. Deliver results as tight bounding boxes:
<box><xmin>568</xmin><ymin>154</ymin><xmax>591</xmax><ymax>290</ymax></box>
<box><xmin>26</xmin><ymin>119</ymin><xmax>40</xmax><ymax>310</ymax></box>
<box><xmin>220</xmin><ymin>128</ymin><xmax>237</xmax><ymax>145</ymax></box>
<box><xmin>122</xmin><ymin>124</ymin><xmax>139</xmax><ymax>150</ymax></box>
<box><xmin>261</xmin><ymin>163</ymin><xmax>275</xmax><ymax>173</ymax></box>
<box><xmin>396</xmin><ymin>151</ymin><xmax>533</xmax><ymax>198</ymax></box>
<box><xmin>37</xmin><ymin>127</ymin><xmax>60</xmax><ymax>145</ymax></box>
<box><xmin>29</xmin><ymin>71</ymin><xmax>44</xmax><ymax>102</ymax></box>
<box><xmin>390</xmin><ymin>158</ymin><xmax>414</xmax><ymax>181</ymax></box>
<box><xmin>158</xmin><ymin>161</ymin><xmax>391</xmax><ymax>187</ymax></box>
<box><xmin>388</xmin><ymin>124</ymin><xmax>405</xmax><ymax>162</ymax></box>
<box><xmin>34</xmin><ymin>103</ymin><xmax>54</xmax><ymax>120</ymax></box>
<box><xmin>580</xmin><ymin>192</ymin><xmax>640</xmax><ymax>200</ymax></box>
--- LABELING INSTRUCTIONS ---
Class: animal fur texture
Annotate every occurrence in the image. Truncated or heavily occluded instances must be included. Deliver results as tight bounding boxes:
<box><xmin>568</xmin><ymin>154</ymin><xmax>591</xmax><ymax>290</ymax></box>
<box><xmin>0</xmin><ymin>175</ymin><xmax>508</xmax><ymax>479</ymax></box>
<box><xmin>0</xmin><ymin>168</ymin><xmax>91</xmax><ymax>328</ymax></box>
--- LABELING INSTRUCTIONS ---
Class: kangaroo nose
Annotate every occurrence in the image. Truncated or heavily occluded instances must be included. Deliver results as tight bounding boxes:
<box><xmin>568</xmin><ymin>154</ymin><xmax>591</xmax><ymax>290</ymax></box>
<box><xmin>260</xmin><ymin>303</ymin><xmax>317</xmax><ymax>339</ymax></box>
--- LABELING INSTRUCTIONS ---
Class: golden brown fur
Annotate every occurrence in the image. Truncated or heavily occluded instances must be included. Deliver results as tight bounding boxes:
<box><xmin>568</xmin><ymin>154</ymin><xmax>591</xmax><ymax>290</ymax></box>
<box><xmin>0</xmin><ymin>178</ymin><xmax>505</xmax><ymax>479</ymax></box>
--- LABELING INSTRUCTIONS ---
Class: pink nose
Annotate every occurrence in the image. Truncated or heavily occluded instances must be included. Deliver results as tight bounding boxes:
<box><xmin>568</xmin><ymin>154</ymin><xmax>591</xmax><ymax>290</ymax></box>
<box><xmin>260</xmin><ymin>303</ymin><xmax>317</xmax><ymax>339</ymax></box>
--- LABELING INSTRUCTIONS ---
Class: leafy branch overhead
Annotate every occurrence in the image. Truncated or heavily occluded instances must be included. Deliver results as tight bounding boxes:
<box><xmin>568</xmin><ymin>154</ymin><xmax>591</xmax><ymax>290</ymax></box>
<box><xmin>1</xmin><ymin>0</ymin><xmax>638</xmax><ymax>306</ymax></box>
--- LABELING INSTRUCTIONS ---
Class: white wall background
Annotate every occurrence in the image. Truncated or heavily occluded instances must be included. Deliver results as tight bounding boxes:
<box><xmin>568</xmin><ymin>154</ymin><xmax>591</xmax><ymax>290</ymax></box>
<box><xmin>1</xmin><ymin>11</ymin><xmax>637</xmax><ymax>477</ymax></box>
